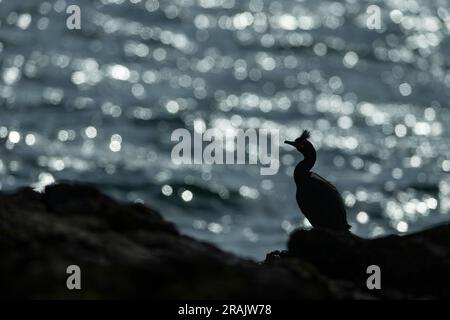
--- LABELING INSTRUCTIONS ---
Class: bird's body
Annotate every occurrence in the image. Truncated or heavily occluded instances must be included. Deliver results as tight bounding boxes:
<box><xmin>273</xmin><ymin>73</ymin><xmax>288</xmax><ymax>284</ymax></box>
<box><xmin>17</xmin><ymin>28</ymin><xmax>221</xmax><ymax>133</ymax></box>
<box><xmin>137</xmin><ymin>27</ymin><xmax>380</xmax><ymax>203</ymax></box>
<box><xmin>286</xmin><ymin>131</ymin><xmax>351</xmax><ymax>232</ymax></box>
<box><xmin>295</xmin><ymin>171</ymin><xmax>350</xmax><ymax>232</ymax></box>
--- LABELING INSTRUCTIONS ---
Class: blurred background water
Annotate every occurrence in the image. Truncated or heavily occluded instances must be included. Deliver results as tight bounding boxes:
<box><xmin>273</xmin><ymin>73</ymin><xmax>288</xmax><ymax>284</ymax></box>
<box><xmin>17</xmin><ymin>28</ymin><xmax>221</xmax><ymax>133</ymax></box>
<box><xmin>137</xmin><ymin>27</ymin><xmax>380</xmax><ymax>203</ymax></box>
<box><xmin>1</xmin><ymin>0</ymin><xmax>450</xmax><ymax>260</ymax></box>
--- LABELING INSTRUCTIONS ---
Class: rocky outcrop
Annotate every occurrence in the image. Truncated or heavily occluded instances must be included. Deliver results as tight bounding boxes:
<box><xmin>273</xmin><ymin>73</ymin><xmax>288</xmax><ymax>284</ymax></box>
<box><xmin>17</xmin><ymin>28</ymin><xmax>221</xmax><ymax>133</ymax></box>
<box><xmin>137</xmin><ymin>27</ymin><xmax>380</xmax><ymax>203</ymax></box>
<box><xmin>0</xmin><ymin>183</ymin><xmax>347</xmax><ymax>299</ymax></box>
<box><xmin>267</xmin><ymin>225</ymin><xmax>450</xmax><ymax>299</ymax></box>
<box><xmin>0</xmin><ymin>183</ymin><xmax>448</xmax><ymax>299</ymax></box>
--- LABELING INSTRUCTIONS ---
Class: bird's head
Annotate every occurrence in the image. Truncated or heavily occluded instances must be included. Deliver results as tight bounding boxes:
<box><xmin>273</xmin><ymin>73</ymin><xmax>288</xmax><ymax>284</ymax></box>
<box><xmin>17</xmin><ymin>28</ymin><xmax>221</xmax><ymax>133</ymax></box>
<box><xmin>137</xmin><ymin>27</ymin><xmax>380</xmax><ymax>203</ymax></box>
<box><xmin>284</xmin><ymin>130</ymin><xmax>313</xmax><ymax>155</ymax></box>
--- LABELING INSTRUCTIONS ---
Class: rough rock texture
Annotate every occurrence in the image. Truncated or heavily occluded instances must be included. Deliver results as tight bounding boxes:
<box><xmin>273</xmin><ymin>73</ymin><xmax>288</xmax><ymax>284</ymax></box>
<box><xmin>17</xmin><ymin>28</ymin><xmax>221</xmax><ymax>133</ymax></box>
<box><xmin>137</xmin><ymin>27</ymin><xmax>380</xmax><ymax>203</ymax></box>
<box><xmin>268</xmin><ymin>225</ymin><xmax>450</xmax><ymax>299</ymax></box>
<box><xmin>0</xmin><ymin>183</ymin><xmax>448</xmax><ymax>299</ymax></box>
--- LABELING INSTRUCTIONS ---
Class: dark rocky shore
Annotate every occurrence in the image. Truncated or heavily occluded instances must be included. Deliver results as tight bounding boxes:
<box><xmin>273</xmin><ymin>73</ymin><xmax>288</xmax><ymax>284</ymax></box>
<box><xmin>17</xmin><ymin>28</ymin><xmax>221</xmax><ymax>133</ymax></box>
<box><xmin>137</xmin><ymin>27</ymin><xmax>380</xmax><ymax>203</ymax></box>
<box><xmin>1</xmin><ymin>183</ymin><xmax>449</xmax><ymax>299</ymax></box>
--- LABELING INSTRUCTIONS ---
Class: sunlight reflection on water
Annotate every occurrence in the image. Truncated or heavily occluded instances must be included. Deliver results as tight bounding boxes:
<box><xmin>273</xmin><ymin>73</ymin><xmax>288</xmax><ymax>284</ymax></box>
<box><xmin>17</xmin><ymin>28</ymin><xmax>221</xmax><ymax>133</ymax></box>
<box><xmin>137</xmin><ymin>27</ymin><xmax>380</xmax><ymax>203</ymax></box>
<box><xmin>0</xmin><ymin>0</ymin><xmax>449</xmax><ymax>259</ymax></box>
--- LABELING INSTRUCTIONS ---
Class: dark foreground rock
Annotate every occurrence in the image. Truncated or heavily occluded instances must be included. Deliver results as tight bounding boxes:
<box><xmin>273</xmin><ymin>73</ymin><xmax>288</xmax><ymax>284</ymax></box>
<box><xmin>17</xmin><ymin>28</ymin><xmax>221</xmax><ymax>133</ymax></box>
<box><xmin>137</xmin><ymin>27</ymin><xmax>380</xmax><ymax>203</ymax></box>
<box><xmin>0</xmin><ymin>183</ymin><xmax>448</xmax><ymax>299</ymax></box>
<box><xmin>268</xmin><ymin>225</ymin><xmax>450</xmax><ymax>299</ymax></box>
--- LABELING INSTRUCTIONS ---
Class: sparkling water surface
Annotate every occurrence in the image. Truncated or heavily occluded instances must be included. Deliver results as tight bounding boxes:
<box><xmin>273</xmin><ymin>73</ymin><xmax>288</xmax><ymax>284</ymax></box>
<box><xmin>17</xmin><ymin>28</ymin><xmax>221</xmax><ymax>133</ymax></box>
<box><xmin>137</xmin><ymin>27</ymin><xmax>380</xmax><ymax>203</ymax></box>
<box><xmin>1</xmin><ymin>0</ymin><xmax>450</xmax><ymax>259</ymax></box>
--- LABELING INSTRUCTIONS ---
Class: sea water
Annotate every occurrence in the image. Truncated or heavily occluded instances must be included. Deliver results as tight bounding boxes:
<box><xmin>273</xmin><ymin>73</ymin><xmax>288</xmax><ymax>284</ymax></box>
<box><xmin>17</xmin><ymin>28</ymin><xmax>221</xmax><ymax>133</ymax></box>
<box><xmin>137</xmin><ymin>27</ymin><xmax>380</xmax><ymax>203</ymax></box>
<box><xmin>0</xmin><ymin>0</ymin><xmax>449</xmax><ymax>260</ymax></box>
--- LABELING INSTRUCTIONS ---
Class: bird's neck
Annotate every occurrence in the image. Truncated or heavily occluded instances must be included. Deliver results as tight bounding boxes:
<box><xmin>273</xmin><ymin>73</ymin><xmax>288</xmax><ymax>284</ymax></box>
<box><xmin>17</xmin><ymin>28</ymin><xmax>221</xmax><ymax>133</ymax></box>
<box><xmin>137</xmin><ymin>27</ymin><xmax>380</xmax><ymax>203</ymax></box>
<box><xmin>294</xmin><ymin>148</ymin><xmax>316</xmax><ymax>182</ymax></box>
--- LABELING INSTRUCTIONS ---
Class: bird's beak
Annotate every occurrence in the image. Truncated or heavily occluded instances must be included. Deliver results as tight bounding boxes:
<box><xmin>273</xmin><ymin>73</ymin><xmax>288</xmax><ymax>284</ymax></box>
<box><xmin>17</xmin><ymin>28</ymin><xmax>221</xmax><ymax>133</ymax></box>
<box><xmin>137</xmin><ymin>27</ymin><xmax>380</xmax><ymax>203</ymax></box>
<box><xmin>284</xmin><ymin>140</ymin><xmax>296</xmax><ymax>147</ymax></box>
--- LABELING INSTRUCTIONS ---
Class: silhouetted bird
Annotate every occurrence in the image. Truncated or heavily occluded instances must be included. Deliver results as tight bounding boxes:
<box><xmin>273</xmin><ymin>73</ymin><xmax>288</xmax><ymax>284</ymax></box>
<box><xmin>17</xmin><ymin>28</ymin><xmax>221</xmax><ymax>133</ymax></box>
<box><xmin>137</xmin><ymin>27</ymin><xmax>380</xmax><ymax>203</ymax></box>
<box><xmin>285</xmin><ymin>130</ymin><xmax>351</xmax><ymax>232</ymax></box>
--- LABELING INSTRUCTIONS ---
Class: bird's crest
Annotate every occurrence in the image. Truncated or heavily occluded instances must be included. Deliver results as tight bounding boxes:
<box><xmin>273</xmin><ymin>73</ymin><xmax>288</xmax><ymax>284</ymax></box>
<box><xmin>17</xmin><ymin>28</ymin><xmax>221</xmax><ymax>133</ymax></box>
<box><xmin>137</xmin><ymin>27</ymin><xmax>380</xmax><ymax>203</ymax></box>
<box><xmin>298</xmin><ymin>130</ymin><xmax>310</xmax><ymax>141</ymax></box>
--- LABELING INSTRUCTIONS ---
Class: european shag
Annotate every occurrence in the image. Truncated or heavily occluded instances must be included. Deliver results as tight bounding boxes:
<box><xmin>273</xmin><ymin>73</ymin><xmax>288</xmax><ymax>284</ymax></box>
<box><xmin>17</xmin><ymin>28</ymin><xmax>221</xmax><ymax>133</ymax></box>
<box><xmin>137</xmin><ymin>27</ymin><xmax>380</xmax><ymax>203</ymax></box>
<box><xmin>285</xmin><ymin>130</ymin><xmax>351</xmax><ymax>232</ymax></box>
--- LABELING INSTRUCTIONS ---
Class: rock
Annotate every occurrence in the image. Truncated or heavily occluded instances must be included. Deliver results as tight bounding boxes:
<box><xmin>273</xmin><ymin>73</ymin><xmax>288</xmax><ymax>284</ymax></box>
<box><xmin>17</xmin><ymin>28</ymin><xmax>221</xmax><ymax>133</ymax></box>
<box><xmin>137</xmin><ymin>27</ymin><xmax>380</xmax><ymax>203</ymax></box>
<box><xmin>0</xmin><ymin>183</ymin><xmax>351</xmax><ymax>299</ymax></box>
<box><xmin>283</xmin><ymin>227</ymin><xmax>450</xmax><ymax>298</ymax></box>
<box><xmin>1</xmin><ymin>182</ymin><xmax>448</xmax><ymax>299</ymax></box>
